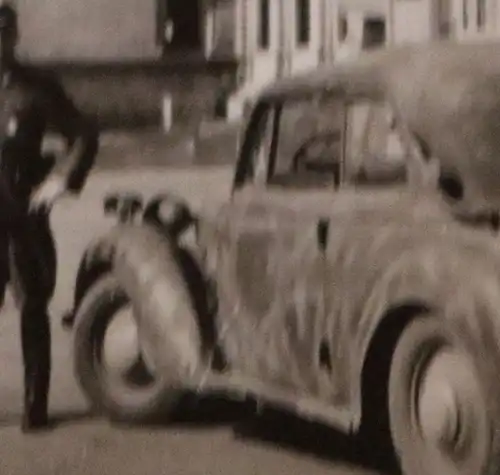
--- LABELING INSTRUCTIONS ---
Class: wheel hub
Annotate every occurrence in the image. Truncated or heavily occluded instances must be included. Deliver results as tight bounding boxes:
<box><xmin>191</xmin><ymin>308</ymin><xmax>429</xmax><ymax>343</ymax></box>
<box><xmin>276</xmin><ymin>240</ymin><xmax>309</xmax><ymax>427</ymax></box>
<box><xmin>102</xmin><ymin>305</ymin><xmax>156</xmax><ymax>384</ymax></box>
<box><xmin>416</xmin><ymin>349</ymin><xmax>479</xmax><ymax>459</ymax></box>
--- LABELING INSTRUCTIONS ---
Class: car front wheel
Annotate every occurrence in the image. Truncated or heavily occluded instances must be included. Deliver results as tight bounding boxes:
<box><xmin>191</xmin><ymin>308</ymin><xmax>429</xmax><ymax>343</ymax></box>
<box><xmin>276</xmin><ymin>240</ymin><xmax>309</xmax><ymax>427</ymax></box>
<box><xmin>73</xmin><ymin>275</ymin><xmax>182</xmax><ymax>423</ymax></box>
<box><xmin>389</xmin><ymin>316</ymin><xmax>499</xmax><ymax>475</ymax></box>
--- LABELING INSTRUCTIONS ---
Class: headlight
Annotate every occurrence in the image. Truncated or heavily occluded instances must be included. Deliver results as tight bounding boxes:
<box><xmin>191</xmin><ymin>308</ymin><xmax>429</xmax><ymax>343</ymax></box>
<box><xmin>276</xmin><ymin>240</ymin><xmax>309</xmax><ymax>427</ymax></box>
<box><xmin>103</xmin><ymin>192</ymin><xmax>144</xmax><ymax>222</ymax></box>
<box><xmin>143</xmin><ymin>192</ymin><xmax>196</xmax><ymax>237</ymax></box>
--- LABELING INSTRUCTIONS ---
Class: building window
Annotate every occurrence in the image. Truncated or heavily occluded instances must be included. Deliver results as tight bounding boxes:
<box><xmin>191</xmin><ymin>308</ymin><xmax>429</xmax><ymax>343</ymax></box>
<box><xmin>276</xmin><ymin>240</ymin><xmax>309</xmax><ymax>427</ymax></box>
<box><xmin>296</xmin><ymin>0</ymin><xmax>311</xmax><ymax>46</ymax></box>
<box><xmin>157</xmin><ymin>0</ymin><xmax>202</xmax><ymax>53</ymax></box>
<box><xmin>258</xmin><ymin>0</ymin><xmax>270</xmax><ymax>50</ymax></box>
<box><xmin>363</xmin><ymin>18</ymin><xmax>386</xmax><ymax>49</ymax></box>
<box><xmin>477</xmin><ymin>0</ymin><xmax>486</xmax><ymax>30</ymax></box>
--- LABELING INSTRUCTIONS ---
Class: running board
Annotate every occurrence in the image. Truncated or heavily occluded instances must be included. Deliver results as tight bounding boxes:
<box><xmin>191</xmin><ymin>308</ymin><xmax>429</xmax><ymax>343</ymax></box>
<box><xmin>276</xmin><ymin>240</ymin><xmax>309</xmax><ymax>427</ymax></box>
<box><xmin>188</xmin><ymin>371</ymin><xmax>355</xmax><ymax>434</ymax></box>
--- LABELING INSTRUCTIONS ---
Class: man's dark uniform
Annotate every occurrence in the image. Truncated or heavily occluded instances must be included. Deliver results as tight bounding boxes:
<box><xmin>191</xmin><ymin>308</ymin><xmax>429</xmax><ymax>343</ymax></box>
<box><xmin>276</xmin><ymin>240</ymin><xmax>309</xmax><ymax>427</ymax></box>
<box><xmin>0</xmin><ymin>5</ymin><xmax>99</xmax><ymax>431</ymax></box>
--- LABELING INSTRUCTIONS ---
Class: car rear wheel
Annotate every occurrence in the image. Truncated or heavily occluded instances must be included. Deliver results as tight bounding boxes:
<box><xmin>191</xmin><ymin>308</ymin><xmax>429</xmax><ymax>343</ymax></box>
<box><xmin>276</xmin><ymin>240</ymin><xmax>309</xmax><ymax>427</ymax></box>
<box><xmin>389</xmin><ymin>316</ymin><xmax>497</xmax><ymax>475</ymax></box>
<box><xmin>73</xmin><ymin>275</ymin><xmax>182</xmax><ymax>423</ymax></box>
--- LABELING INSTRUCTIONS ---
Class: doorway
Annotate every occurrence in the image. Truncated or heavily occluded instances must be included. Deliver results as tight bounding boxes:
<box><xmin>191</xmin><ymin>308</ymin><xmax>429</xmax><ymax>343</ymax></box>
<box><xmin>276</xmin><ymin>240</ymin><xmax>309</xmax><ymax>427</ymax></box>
<box><xmin>158</xmin><ymin>0</ymin><xmax>202</xmax><ymax>53</ymax></box>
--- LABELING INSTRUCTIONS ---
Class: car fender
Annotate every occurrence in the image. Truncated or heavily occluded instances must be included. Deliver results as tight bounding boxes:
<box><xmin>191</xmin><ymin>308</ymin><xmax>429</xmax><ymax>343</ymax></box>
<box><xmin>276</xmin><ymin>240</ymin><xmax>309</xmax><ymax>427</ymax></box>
<box><xmin>112</xmin><ymin>224</ymin><xmax>206</xmax><ymax>385</ymax></box>
<box><xmin>350</xmin><ymin>240</ymin><xmax>500</xmax><ymax>425</ymax></box>
<box><xmin>71</xmin><ymin>226</ymin><xmax>128</xmax><ymax>314</ymax></box>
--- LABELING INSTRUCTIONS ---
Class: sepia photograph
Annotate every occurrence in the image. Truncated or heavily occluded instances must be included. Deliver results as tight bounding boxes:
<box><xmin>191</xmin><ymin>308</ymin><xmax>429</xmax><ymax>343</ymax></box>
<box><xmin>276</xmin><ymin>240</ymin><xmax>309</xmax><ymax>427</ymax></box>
<box><xmin>0</xmin><ymin>0</ymin><xmax>497</xmax><ymax>474</ymax></box>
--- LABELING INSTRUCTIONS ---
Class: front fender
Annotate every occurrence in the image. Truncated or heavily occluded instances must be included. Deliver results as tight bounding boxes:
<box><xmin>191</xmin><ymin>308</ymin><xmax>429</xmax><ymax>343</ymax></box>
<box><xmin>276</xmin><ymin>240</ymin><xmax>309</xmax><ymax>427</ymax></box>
<box><xmin>112</xmin><ymin>224</ymin><xmax>205</xmax><ymax>384</ymax></box>
<box><xmin>72</xmin><ymin>226</ymin><xmax>127</xmax><ymax>314</ymax></box>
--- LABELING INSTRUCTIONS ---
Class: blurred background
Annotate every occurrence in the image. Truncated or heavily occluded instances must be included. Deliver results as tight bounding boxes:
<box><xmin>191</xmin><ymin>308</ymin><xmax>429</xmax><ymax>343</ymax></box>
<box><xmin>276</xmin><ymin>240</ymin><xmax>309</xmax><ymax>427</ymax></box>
<box><xmin>14</xmin><ymin>0</ymin><xmax>492</xmax><ymax>169</ymax></box>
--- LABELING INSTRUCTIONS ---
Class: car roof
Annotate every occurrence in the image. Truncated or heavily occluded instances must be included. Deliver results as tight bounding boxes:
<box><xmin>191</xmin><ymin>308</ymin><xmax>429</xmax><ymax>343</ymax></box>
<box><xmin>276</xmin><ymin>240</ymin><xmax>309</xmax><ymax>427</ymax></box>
<box><xmin>253</xmin><ymin>41</ymin><xmax>500</xmax><ymax>204</ymax></box>
<box><xmin>238</xmin><ymin>41</ymin><xmax>500</xmax><ymax>213</ymax></box>
<box><xmin>257</xmin><ymin>40</ymin><xmax>500</xmax><ymax>105</ymax></box>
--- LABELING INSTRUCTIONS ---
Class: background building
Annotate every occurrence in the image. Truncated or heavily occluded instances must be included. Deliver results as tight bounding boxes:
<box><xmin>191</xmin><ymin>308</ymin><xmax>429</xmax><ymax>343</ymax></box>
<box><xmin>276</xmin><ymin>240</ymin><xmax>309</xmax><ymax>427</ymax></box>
<box><xmin>10</xmin><ymin>0</ymin><xmax>499</xmax><ymax>126</ymax></box>
<box><xmin>452</xmin><ymin>0</ymin><xmax>498</xmax><ymax>39</ymax></box>
<box><xmin>13</xmin><ymin>1</ymin><xmax>500</xmax><ymax>61</ymax></box>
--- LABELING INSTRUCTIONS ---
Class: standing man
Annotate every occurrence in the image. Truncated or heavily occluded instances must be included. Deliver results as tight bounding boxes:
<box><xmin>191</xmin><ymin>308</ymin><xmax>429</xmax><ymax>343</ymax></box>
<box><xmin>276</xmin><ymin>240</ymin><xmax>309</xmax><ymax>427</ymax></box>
<box><xmin>0</xmin><ymin>3</ymin><xmax>99</xmax><ymax>432</ymax></box>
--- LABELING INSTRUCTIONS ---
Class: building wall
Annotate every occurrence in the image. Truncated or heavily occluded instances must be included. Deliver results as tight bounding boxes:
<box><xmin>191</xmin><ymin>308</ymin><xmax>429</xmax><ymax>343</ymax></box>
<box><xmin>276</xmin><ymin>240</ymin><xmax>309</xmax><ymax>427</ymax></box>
<box><xmin>22</xmin><ymin>0</ymin><xmax>500</xmax><ymax>125</ymax></box>
<box><xmin>248</xmin><ymin>0</ymin><xmax>281</xmax><ymax>88</ymax></box>
<box><xmin>17</xmin><ymin>0</ymin><xmax>500</xmax><ymax>63</ymax></box>
<box><xmin>41</xmin><ymin>61</ymin><xmax>237</xmax><ymax>129</ymax></box>
<box><xmin>337</xmin><ymin>0</ymin><xmax>389</xmax><ymax>13</ymax></box>
<box><xmin>454</xmin><ymin>0</ymin><xmax>499</xmax><ymax>39</ymax></box>
<box><xmin>16</xmin><ymin>0</ymin><xmax>161</xmax><ymax>60</ymax></box>
<box><xmin>10</xmin><ymin>0</ymin><xmax>238</xmax><ymax>128</ymax></box>
<box><xmin>392</xmin><ymin>0</ymin><xmax>434</xmax><ymax>44</ymax></box>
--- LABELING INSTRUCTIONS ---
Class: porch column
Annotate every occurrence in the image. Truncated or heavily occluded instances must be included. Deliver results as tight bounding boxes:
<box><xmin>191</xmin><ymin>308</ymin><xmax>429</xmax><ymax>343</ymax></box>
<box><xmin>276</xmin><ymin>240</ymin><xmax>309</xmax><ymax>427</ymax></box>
<box><xmin>347</xmin><ymin>10</ymin><xmax>365</xmax><ymax>49</ymax></box>
<box><xmin>317</xmin><ymin>0</ymin><xmax>330</xmax><ymax>63</ymax></box>
<box><xmin>277</xmin><ymin>0</ymin><xmax>287</xmax><ymax>77</ymax></box>
<box><xmin>234</xmin><ymin>0</ymin><xmax>243</xmax><ymax>57</ymax></box>
<box><xmin>450</xmin><ymin>0</ymin><xmax>464</xmax><ymax>38</ymax></box>
<box><xmin>387</xmin><ymin>0</ymin><xmax>395</xmax><ymax>44</ymax></box>
<box><xmin>204</xmin><ymin>1</ymin><xmax>215</xmax><ymax>57</ymax></box>
<box><xmin>467</xmin><ymin>0</ymin><xmax>478</xmax><ymax>33</ymax></box>
<box><xmin>282</xmin><ymin>0</ymin><xmax>294</xmax><ymax>76</ymax></box>
<box><xmin>240</xmin><ymin>0</ymin><xmax>253</xmax><ymax>83</ymax></box>
<box><xmin>325</xmin><ymin>0</ymin><xmax>336</xmax><ymax>63</ymax></box>
<box><xmin>226</xmin><ymin>0</ymin><xmax>250</xmax><ymax>121</ymax></box>
<box><xmin>323</xmin><ymin>0</ymin><xmax>336</xmax><ymax>62</ymax></box>
<box><xmin>332</xmin><ymin>2</ymin><xmax>341</xmax><ymax>54</ymax></box>
<box><xmin>487</xmin><ymin>0</ymin><xmax>497</xmax><ymax>34</ymax></box>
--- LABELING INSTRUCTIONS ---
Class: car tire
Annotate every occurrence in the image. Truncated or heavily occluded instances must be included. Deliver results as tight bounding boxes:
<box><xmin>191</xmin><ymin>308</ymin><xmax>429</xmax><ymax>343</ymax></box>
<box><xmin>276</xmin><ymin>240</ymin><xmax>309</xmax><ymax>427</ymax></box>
<box><xmin>73</xmin><ymin>274</ymin><xmax>182</xmax><ymax>424</ymax></box>
<box><xmin>389</xmin><ymin>316</ymin><xmax>500</xmax><ymax>475</ymax></box>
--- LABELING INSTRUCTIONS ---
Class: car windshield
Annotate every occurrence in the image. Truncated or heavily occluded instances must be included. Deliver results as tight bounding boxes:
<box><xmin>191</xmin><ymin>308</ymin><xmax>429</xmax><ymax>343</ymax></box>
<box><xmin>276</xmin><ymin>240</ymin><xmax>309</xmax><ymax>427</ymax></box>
<box><xmin>254</xmin><ymin>94</ymin><xmax>408</xmax><ymax>190</ymax></box>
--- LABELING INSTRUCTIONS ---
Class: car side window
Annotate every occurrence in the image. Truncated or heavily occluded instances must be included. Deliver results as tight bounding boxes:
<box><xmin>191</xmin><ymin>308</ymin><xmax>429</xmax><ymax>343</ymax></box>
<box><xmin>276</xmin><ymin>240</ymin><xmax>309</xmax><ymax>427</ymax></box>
<box><xmin>345</xmin><ymin>100</ymin><xmax>408</xmax><ymax>185</ymax></box>
<box><xmin>243</xmin><ymin>96</ymin><xmax>409</xmax><ymax>190</ymax></box>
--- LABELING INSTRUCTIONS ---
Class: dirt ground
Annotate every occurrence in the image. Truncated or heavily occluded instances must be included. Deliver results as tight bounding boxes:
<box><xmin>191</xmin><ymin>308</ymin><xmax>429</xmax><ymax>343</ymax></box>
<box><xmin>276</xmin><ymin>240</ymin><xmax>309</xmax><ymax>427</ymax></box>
<box><xmin>0</xmin><ymin>166</ymin><xmax>388</xmax><ymax>475</ymax></box>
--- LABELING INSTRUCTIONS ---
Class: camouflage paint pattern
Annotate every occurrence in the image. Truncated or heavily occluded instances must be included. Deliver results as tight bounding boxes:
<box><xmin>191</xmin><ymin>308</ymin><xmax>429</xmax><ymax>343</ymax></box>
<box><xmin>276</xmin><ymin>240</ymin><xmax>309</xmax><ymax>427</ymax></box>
<box><xmin>80</xmin><ymin>186</ymin><xmax>500</xmax><ymax>429</ymax></box>
<box><xmin>74</xmin><ymin>41</ymin><xmax>500</xmax><ymax>430</ymax></box>
<box><xmin>196</xmin><ymin>184</ymin><xmax>500</xmax><ymax>424</ymax></box>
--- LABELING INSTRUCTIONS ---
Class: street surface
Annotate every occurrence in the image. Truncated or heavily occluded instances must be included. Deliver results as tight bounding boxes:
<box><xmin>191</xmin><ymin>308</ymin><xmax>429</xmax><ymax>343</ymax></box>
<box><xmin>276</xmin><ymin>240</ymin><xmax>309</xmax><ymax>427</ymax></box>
<box><xmin>0</xmin><ymin>166</ymin><xmax>389</xmax><ymax>475</ymax></box>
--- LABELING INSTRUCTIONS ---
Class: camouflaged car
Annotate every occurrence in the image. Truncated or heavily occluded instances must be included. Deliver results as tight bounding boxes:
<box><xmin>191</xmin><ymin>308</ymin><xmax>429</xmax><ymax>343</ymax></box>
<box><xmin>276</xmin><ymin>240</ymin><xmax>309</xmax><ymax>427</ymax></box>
<box><xmin>69</xmin><ymin>41</ymin><xmax>500</xmax><ymax>475</ymax></box>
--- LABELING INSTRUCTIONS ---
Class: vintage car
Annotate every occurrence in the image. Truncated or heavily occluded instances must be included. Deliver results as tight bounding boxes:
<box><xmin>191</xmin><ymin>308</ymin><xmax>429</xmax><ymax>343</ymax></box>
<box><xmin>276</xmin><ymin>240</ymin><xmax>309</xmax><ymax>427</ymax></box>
<box><xmin>68</xmin><ymin>41</ymin><xmax>500</xmax><ymax>475</ymax></box>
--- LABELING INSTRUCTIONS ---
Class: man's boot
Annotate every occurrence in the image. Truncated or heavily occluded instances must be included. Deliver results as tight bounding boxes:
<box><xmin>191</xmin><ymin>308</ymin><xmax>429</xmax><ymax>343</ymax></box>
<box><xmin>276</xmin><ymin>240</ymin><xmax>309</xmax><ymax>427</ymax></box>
<box><xmin>20</xmin><ymin>307</ymin><xmax>51</xmax><ymax>433</ymax></box>
<box><xmin>21</xmin><ymin>375</ymin><xmax>50</xmax><ymax>433</ymax></box>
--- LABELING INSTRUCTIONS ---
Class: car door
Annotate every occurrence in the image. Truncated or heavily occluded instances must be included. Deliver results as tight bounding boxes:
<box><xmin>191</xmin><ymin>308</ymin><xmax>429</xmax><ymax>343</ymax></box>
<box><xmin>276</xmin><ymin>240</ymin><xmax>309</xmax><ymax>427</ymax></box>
<box><xmin>203</xmin><ymin>99</ymin><xmax>340</xmax><ymax>398</ymax></box>
<box><xmin>215</xmin><ymin>194</ymin><xmax>329</xmax><ymax>394</ymax></box>
<box><xmin>267</xmin><ymin>208</ymin><xmax>331</xmax><ymax>397</ymax></box>
<box><xmin>198</xmin><ymin>107</ymin><xmax>282</xmax><ymax>377</ymax></box>
<box><xmin>206</xmin><ymin>194</ymin><xmax>286</xmax><ymax>380</ymax></box>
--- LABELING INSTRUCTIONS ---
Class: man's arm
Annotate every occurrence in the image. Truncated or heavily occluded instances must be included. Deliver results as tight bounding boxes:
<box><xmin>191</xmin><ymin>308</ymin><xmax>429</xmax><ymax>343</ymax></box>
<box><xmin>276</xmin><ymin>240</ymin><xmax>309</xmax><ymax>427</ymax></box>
<box><xmin>42</xmin><ymin>75</ymin><xmax>100</xmax><ymax>193</ymax></box>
